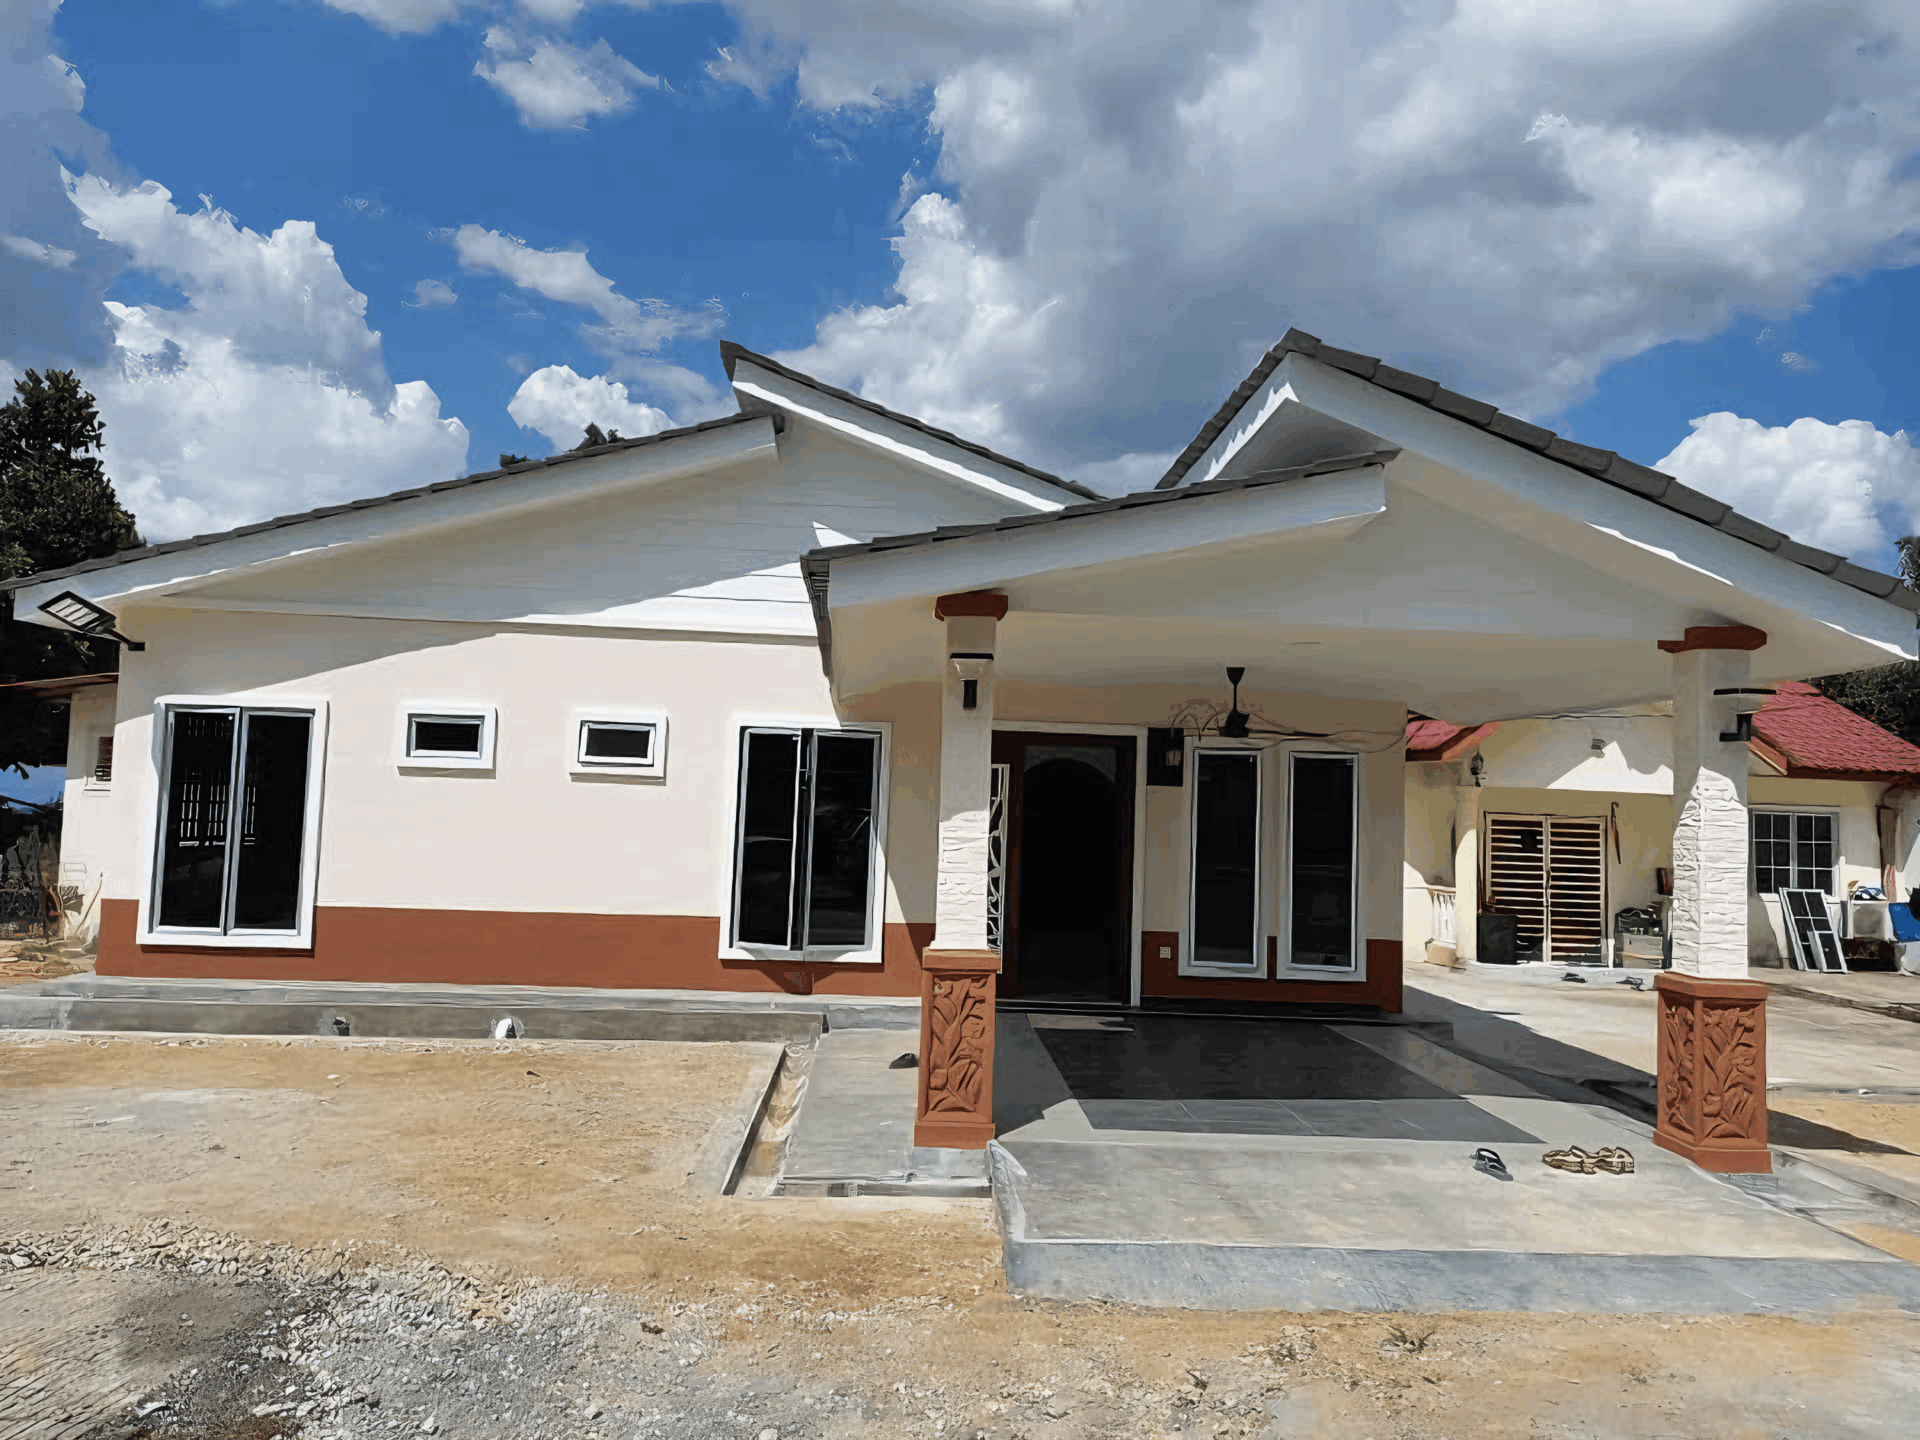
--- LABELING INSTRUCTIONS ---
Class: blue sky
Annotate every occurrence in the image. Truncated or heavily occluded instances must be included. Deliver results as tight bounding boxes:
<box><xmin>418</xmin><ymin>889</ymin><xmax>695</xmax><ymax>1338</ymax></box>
<box><xmin>6</xmin><ymin>0</ymin><xmax>1920</xmax><ymax>572</ymax></box>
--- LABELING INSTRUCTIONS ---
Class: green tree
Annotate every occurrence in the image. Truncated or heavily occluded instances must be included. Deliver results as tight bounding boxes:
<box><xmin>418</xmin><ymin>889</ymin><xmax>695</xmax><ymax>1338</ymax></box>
<box><xmin>0</xmin><ymin>370</ymin><xmax>143</xmax><ymax>777</ymax></box>
<box><xmin>1812</xmin><ymin>535</ymin><xmax>1920</xmax><ymax>746</ymax></box>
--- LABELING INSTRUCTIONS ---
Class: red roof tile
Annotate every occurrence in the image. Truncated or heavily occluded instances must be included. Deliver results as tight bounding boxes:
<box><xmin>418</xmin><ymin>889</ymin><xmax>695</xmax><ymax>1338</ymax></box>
<box><xmin>1753</xmin><ymin>681</ymin><xmax>1920</xmax><ymax>779</ymax></box>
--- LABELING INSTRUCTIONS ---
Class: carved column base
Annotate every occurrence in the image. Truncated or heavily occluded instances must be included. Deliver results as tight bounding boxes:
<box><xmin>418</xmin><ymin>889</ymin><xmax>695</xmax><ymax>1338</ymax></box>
<box><xmin>915</xmin><ymin>948</ymin><xmax>999</xmax><ymax>1149</ymax></box>
<box><xmin>1654</xmin><ymin>973</ymin><xmax>1770</xmax><ymax>1174</ymax></box>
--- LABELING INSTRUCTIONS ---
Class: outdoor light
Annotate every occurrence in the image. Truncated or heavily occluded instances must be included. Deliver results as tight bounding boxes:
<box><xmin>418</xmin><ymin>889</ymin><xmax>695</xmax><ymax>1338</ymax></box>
<box><xmin>1714</xmin><ymin>686</ymin><xmax>1774</xmax><ymax>743</ymax></box>
<box><xmin>1220</xmin><ymin>666</ymin><xmax>1251</xmax><ymax>739</ymax></box>
<box><xmin>949</xmin><ymin>651</ymin><xmax>992</xmax><ymax>711</ymax></box>
<box><xmin>37</xmin><ymin>591</ymin><xmax>144</xmax><ymax>651</ymax></box>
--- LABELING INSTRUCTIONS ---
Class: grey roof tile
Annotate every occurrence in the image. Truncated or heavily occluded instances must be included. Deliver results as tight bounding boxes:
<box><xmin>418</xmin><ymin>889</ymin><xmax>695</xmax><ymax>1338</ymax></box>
<box><xmin>1150</xmin><ymin>327</ymin><xmax>1912</xmax><ymax>612</ymax></box>
<box><xmin>0</xmin><ymin>409</ymin><xmax>780</xmax><ymax>594</ymax></box>
<box><xmin>719</xmin><ymin>340</ymin><xmax>1099</xmax><ymax>502</ymax></box>
<box><xmin>1544</xmin><ymin>436</ymin><xmax>1615</xmax><ymax>474</ymax></box>
<box><xmin>1485</xmin><ymin>413</ymin><xmax>1554</xmax><ymax>451</ymax></box>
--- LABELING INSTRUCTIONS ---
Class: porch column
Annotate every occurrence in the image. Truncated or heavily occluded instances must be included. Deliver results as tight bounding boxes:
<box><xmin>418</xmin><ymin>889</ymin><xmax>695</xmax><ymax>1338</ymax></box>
<box><xmin>1654</xmin><ymin>625</ymin><xmax>1770</xmax><ymax>1174</ymax></box>
<box><xmin>914</xmin><ymin>590</ymin><xmax>1005</xmax><ymax>1150</ymax></box>
<box><xmin>1452</xmin><ymin>782</ymin><xmax>1481</xmax><ymax>964</ymax></box>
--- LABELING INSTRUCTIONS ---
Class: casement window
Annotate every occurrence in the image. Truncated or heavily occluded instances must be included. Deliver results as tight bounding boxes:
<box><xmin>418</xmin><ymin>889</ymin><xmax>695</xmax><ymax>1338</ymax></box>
<box><xmin>569</xmin><ymin>712</ymin><xmax>666</xmax><ymax>778</ymax></box>
<box><xmin>396</xmin><ymin>705</ymin><xmax>495</xmax><ymax>770</ymax></box>
<box><xmin>1287</xmin><ymin>752</ymin><xmax>1357</xmax><ymax>970</ymax></box>
<box><xmin>731</xmin><ymin>727</ymin><xmax>881</xmax><ymax>952</ymax></box>
<box><xmin>150</xmin><ymin>704</ymin><xmax>324</xmax><ymax>940</ymax></box>
<box><xmin>1753</xmin><ymin>811</ymin><xmax>1835</xmax><ymax>895</ymax></box>
<box><xmin>1189</xmin><ymin>749</ymin><xmax>1261</xmax><ymax>970</ymax></box>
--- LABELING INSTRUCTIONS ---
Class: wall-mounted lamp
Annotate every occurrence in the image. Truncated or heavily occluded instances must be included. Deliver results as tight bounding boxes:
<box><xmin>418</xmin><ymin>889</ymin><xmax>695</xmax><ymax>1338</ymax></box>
<box><xmin>949</xmin><ymin>651</ymin><xmax>993</xmax><ymax>711</ymax></box>
<box><xmin>1714</xmin><ymin>686</ymin><xmax>1774</xmax><ymax>744</ymax></box>
<box><xmin>37</xmin><ymin>591</ymin><xmax>144</xmax><ymax>651</ymax></box>
<box><xmin>1469</xmin><ymin>751</ymin><xmax>1485</xmax><ymax>787</ymax></box>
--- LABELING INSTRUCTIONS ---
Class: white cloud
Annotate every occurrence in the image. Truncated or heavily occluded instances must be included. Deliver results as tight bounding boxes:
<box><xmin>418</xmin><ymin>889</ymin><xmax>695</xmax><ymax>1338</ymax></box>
<box><xmin>63</xmin><ymin>173</ymin><xmax>468</xmax><ymax>541</ymax></box>
<box><xmin>474</xmin><ymin>28</ymin><xmax>659</xmax><ymax>130</ymax></box>
<box><xmin>408</xmin><ymin>278</ymin><xmax>459</xmax><ymax>307</ymax></box>
<box><xmin>0</xmin><ymin>234</ymin><xmax>76</xmax><ymax>268</ymax></box>
<box><xmin>507</xmin><ymin>365</ymin><xmax>671</xmax><ymax>450</ymax></box>
<box><xmin>452</xmin><ymin>224</ymin><xmax>723</xmax><ymax>425</ymax></box>
<box><xmin>320</xmin><ymin>0</ymin><xmax>470</xmax><ymax>33</ymax></box>
<box><xmin>1656</xmin><ymin>413</ymin><xmax>1920</xmax><ymax>561</ymax></box>
<box><xmin>711</xmin><ymin>0</ymin><xmax>1920</xmax><ymax>480</ymax></box>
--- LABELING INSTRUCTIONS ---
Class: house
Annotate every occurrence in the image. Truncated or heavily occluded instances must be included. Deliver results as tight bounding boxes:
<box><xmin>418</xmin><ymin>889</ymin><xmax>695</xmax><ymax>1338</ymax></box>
<box><xmin>1402</xmin><ymin>685</ymin><xmax>1920</xmax><ymax>968</ymax></box>
<box><xmin>7</xmin><ymin>328</ymin><xmax>1917</xmax><ymax>1167</ymax></box>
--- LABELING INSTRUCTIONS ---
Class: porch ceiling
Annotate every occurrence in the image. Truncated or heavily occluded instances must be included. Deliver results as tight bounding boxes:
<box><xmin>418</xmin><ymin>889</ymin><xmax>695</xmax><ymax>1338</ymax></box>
<box><xmin>811</xmin><ymin>453</ymin><xmax>1920</xmax><ymax>722</ymax></box>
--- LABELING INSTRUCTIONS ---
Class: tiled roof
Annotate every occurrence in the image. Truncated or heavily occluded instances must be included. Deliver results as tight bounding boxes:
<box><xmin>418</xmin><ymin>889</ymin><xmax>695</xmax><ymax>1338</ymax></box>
<box><xmin>0</xmin><ymin>410</ymin><xmax>779</xmax><ymax>595</ymax></box>
<box><xmin>720</xmin><ymin>341</ymin><xmax>1101</xmax><ymax>503</ymax></box>
<box><xmin>1753</xmin><ymin>681</ymin><xmax>1920</xmax><ymax>780</ymax></box>
<box><xmin>1401</xmin><ymin>684</ymin><xmax>1920</xmax><ymax>780</ymax></box>
<box><xmin>1158</xmin><ymin>328</ymin><xmax>1919</xmax><ymax>615</ymax></box>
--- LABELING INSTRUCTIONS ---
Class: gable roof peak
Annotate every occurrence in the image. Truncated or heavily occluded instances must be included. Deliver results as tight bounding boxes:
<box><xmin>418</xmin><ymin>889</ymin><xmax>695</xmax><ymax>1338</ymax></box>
<box><xmin>1162</xmin><ymin>327</ymin><xmax>1916</xmax><ymax>613</ymax></box>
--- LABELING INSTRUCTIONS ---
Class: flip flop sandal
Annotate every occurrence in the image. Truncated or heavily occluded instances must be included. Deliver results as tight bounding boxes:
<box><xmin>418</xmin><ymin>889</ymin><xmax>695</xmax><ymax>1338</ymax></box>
<box><xmin>1542</xmin><ymin>1147</ymin><xmax>1597</xmax><ymax>1174</ymax></box>
<box><xmin>1593</xmin><ymin>1146</ymin><xmax>1635</xmax><ymax>1174</ymax></box>
<box><xmin>1472</xmin><ymin>1147</ymin><xmax>1513</xmax><ymax>1181</ymax></box>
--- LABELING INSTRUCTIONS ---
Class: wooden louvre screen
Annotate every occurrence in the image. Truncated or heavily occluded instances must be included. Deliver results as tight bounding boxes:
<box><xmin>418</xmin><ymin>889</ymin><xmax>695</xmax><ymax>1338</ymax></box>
<box><xmin>1485</xmin><ymin>814</ymin><xmax>1608</xmax><ymax>964</ymax></box>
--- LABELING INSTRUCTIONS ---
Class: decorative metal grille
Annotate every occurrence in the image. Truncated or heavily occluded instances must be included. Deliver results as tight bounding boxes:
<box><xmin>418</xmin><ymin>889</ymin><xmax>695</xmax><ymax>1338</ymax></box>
<box><xmin>985</xmin><ymin>762</ymin><xmax>1008</xmax><ymax>952</ymax></box>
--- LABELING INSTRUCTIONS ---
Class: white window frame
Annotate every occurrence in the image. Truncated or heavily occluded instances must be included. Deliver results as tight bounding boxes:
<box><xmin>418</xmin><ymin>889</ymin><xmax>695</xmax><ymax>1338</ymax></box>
<box><xmin>1182</xmin><ymin>737</ymin><xmax>1267</xmax><ymax>976</ymax></box>
<box><xmin>394</xmin><ymin>702</ymin><xmax>496</xmax><ymax>771</ymax></box>
<box><xmin>136</xmin><ymin>694</ymin><xmax>329</xmax><ymax>950</ymax></box>
<box><xmin>568</xmin><ymin>709</ymin><xmax>667</xmax><ymax>779</ymax></box>
<box><xmin>718</xmin><ymin>715</ymin><xmax>891</xmax><ymax>965</ymax></box>
<box><xmin>1277</xmin><ymin>746</ymin><xmax>1364</xmax><ymax>980</ymax></box>
<box><xmin>1751</xmin><ymin>806</ymin><xmax>1842</xmax><ymax>897</ymax></box>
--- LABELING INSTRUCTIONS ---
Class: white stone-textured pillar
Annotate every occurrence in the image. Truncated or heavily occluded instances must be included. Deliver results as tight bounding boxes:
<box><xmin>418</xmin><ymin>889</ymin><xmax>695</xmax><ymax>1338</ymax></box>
<box><xmin>1453</xmin><ymin>783</ymin><xmax>1481</xmax><ymax>963</ymax></box>
<box><xmin>932</xmin><ymin>612</ymin><xmax>998</xmax><ymax>954</ymax></box>
<box><xmin>1669</xmin><ymin>647</ymin><xmax>1752</xmax><ymax>979</ymax></box>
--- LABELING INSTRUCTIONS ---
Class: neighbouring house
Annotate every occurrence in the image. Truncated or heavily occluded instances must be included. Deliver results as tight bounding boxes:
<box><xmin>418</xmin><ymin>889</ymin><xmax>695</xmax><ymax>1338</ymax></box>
<box><xmin>6</xmin><ymin>328</ymin><xmax>1916</xmax><ymax>1164</ymax></box>
<box><xmin>1403</xmin><ymin>685</ymin><xmax>1920</xmax><ymax>970</ymax></box>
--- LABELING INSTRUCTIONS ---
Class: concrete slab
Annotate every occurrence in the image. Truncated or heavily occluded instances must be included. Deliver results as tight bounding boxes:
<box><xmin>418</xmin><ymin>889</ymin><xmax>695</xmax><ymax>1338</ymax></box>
<box><xmin>0</xmin><ymin>975</ymin><xmax>917</xmax><ymax>1029</ymax></box>
<box><xmin>782</xmin><ymin>1029</ymin><xmax>919</xmax><ymax>1186</ymax></box>
<box><xmin>988</xmin><ymin>1008</ymin><xmax>1920</xmax><ymax>1312</ymax></box>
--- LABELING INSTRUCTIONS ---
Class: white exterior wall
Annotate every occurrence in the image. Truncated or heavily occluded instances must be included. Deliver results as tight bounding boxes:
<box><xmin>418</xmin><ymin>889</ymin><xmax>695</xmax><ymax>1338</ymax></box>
<box><xmin>58</xmin><ymin>683</ymin><xmax>119</xmax><ymax>943</ymax></box>
<box><xmin>1403</xmin><ymin>713</ymin><xmax>1893</xmax><ymax>966</ymax></box>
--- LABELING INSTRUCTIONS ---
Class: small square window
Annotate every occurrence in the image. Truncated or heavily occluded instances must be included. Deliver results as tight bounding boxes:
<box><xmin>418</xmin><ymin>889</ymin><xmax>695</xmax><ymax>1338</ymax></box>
<box><xmin>569</xmin><ymin>711</ymin><xmax>666</xmax><ymax>777</ymax></box>
<box><xmin>396</xmin><ymin>705</ymin><xmax>496</xmax><ymax>770</ymax></box>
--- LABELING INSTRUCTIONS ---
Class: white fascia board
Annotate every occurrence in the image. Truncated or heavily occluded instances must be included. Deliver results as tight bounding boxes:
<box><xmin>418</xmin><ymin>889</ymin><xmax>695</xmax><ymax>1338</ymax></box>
<box><xmin>728</xmin><ymin>359</ymin><xmax>1066</xmax><ymax>514</ymax></box>
<box><xmin>138</xmin><ymin>592</ymin><xmax>822</xmax><ymax>639</ymax></box>
<box><xmin>1182</xmin><ymin>370</ymin><xmax>1304</xmax><ymax>490</ymax></box>
<box><xmin>828</xmin><ymin>466</ymin><xmax>1386</xmax><ymax>616</ymax></box>
<box><xmin>11</xmin><ymin>416</ymin><xmax>781</xmax><ymax>625</ymax></box>
<box><xmin>1275</xmin><ymin>355</ymin><xmax>1918</xmax><ymax>666</ymax></box>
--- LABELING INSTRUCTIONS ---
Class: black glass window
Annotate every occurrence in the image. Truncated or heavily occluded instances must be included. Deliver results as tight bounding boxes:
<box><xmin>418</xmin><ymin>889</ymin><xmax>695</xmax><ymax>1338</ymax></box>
<box><xmin>734</xmin><ymin>730</ymin><xmax>802</xmax><ymax>946</ymax></box>
<box><xmin>230</xmin><ymin>714</ymin><xmax>312</xmax><ymax>931</ymax></box>
<box><xmin>156</xmin><ymin>708</ymin><xmax>314</xmax><ymax>934</ymax></box>
<box><xmin>580</xmin><ymin>722</ymin><xmax>653</xmax><ymax>763</ymax></box>
<box><xmin>805</xmin><ymin>733</ymin><xmax>878</xmax><ymax>947</ymax></box>
<box><xmin>1192</xmin><ymin>751</ymin><xmax>1259</xmax><ymax>968</ymax></box>
<box><xmin>1291</xmin><ymin>755</ymin><xmax>1355</xmax><ymax>969</ymax></box>
<box><xmin>157</xmin><ymin>710</ymin><xmax>236</xmax><ymax>929</ymax></box>
<box><xmin>409</xmin><ymin>715</ymin><xmax>484</xmax><ymax>757</ymax></box>
<box><xmin>732</xmin><ymin>728</ymin><xmax>879</xmax><ymax>950</ymax></box>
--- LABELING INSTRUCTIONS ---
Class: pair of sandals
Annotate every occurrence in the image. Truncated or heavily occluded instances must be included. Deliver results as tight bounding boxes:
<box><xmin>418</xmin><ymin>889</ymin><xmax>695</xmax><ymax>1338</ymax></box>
<box><xmin>1543</xmin><ymin>1145</ymin><xmax>1635</xmax><ymax>1174</ymax></box>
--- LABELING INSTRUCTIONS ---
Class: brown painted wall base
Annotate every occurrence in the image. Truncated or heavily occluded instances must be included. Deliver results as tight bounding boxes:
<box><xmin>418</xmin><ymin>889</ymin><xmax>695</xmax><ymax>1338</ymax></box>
<box><xmin>1653</xmin><ymin>972</ymin><xmax>1771</xmax><ymax>1174</ymax></box>
<box><xmin>1140</xmin><ymin>933</ymin><xmax>1404</xmax><ymax>1012</ymax></box>
<box><xmin>96</xmin><ymin>899</ymin><xmax>928</xmax><ymax>997</ymax></box>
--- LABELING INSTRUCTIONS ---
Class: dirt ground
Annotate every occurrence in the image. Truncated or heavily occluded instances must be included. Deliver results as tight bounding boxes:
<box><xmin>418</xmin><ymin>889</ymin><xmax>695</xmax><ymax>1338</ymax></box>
<box><xmin>0</xmin><ymin>937</ymin><xmax>92</xmax><ymax>987</ymax></box>
<box><xmin>5</xmin><ymin>1031</ymin><xmax>1920</xmax><ymax>1439</ymax></box>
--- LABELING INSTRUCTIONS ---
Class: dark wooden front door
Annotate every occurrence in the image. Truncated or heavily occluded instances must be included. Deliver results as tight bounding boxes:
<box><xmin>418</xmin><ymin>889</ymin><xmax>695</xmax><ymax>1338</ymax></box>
<box><xmin>992</xmin><ymin>731</ymin><xmax>1135</xmax><ymax>1003</ymax></box>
